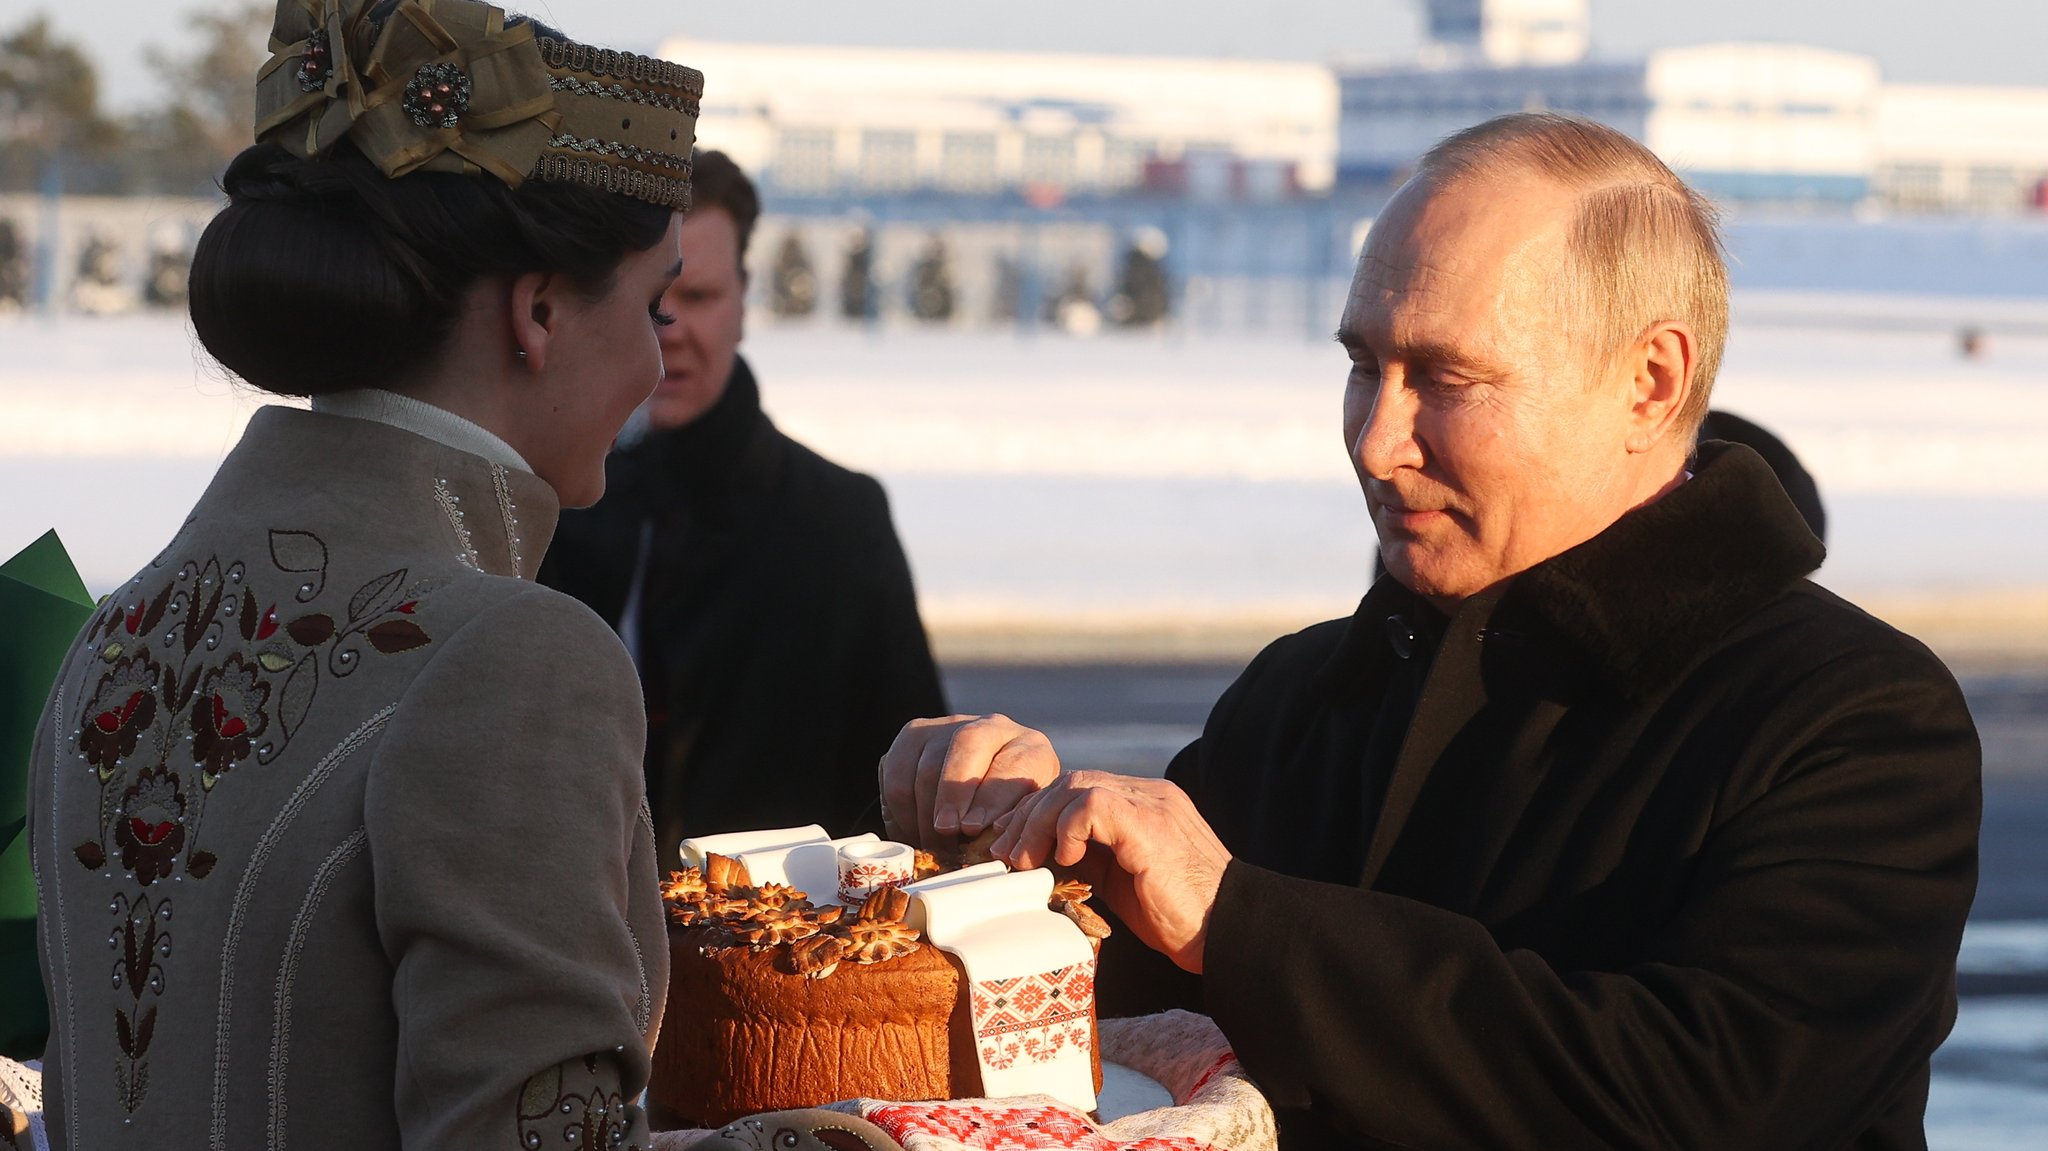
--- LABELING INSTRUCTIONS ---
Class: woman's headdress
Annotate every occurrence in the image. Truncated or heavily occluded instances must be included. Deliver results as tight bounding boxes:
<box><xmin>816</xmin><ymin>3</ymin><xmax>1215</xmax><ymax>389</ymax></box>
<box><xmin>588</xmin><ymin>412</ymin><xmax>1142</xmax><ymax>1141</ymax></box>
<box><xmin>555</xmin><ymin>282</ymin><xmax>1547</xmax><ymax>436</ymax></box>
<box><xmin>254</xmin><ymin>0</ymin><xmax>704</xmax><ymax>209</ymax></box>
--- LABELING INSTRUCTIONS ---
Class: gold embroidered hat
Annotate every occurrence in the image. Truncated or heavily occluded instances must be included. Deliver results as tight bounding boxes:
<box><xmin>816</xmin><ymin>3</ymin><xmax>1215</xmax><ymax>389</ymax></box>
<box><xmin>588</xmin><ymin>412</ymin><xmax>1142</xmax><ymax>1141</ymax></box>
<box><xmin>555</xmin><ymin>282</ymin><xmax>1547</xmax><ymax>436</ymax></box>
<box><xmin>255</xmin><ymin>0</ymin><xmax>704</xmax><ymax>209</ymax></box>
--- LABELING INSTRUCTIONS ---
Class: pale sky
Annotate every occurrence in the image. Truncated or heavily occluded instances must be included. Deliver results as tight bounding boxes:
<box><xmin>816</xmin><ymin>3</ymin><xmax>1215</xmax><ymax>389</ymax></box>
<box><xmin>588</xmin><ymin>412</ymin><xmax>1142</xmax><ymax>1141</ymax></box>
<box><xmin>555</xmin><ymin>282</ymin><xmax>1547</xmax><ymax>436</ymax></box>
<box><xmin>10</xmin><ymin>0</ymin><xmax>2047</xmax><ymax>113</ymax></box>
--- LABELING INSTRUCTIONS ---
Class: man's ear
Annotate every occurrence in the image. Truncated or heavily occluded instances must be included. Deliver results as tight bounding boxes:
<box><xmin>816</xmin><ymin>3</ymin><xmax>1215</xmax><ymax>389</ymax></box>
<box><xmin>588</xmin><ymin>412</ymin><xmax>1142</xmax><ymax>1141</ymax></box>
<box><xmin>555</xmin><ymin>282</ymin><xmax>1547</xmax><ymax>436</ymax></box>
<box><xmin>1626</xmin><ymin>319</ymin><xmax>1696</xmax><ymax>453</ymax></box>
<box><xmin>508</xmin><ymin>270</ymin><xmax>559</xmax><ymax>373</ymax></box>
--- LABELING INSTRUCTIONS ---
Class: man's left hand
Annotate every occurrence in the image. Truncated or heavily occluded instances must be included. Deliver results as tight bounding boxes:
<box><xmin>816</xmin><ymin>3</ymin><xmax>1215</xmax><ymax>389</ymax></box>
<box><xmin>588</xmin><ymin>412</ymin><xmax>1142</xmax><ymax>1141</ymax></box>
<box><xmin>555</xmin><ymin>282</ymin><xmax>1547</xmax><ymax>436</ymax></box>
<box><xmin>988</xmin><ymin>771</ymin><xmax>1230</xmax><ymax>974</ymax></box>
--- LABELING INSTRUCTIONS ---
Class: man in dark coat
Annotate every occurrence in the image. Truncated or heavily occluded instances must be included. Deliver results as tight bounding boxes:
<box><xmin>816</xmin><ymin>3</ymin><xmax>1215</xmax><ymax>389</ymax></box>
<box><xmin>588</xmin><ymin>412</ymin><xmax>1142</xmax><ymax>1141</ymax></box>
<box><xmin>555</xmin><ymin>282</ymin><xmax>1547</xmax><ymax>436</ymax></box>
<box><xmin>880</xmin><ymin>113</ymin><xmax>1979</xmax><ymax>1149</ymax></box>
<box><xmin>541</xmin><ymin>153</ymin><xmax>945</xmax><ymax>861</ymax></box>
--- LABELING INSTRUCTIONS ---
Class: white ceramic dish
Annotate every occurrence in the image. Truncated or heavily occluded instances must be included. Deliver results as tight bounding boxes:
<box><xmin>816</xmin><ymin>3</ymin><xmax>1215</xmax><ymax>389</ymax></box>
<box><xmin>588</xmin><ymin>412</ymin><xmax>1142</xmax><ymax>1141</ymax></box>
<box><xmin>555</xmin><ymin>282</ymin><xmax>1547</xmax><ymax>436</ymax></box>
<box><xmin>1097</xmin><ymin>1061</ymin><xmax>1175</xmax><ymax>1122</ymax></box>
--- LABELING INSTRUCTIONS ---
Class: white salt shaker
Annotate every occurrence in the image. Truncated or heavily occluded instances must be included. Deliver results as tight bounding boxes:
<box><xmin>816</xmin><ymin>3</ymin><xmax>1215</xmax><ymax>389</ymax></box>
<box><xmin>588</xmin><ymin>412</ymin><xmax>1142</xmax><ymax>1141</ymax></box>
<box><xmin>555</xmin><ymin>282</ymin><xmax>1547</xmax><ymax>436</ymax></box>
<box><xmin>836</xmin><ymin>840</ymin><xmax>916</xmax><ymax>905</ymax></box>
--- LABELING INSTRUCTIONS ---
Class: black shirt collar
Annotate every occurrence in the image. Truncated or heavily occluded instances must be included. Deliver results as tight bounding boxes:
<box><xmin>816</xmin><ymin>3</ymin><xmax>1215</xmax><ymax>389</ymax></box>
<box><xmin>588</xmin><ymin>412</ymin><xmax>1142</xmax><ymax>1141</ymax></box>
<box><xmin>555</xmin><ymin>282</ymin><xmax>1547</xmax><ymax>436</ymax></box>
<box><xmin>617</xmin><ymin>356</ymin><xmax>771</xmax><ymax>493</ymax></box>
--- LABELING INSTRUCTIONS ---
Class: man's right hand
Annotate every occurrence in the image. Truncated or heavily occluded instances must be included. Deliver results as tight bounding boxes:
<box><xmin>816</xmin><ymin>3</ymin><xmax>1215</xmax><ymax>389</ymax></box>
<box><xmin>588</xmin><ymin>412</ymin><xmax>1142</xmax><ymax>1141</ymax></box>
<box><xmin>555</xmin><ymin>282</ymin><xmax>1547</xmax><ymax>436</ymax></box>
<box><xmin>878</xmin><ymin>714</ymin><xmax>1061</xmax><ymax>850</ymax></box>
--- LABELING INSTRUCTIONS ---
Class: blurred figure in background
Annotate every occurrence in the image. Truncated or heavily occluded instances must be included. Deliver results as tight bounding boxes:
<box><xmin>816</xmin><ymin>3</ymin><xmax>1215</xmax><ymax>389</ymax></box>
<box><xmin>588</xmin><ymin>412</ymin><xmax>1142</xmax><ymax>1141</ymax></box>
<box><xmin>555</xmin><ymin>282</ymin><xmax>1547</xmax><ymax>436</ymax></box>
<box><xmin>1107</xmin><ymin>227</ymin><xmax>1171</xmax><ymax>329</ymax></box>
<box><xmin>767</xmin><ymin>231</ymin><xmax>818</xmax><ymax>318</ymax></box>
<box><xmin>908</xmin><ymin>233</ymin><xmax>956</xmax><ymax>323</ymax></box>
<box><xmin>1699</xmin><ymin>409</ymin><xmax>1825</xmax><ymax>542</ymax></box>
<box><xmin>0</xmin><ymin>220</ymin><xmax>26</xmax><ymax>311</ymax></box>
<box><xmin>68</xmin><ymin>235</ymin><xmax>132</xmax><ymax>315</ymax></box>
<box><xmin>540</xmin><ymin>151</ymin><xmax>945</xmax><ymax>862</ymax></box>
<box><xmin>838</xmin><ymin>227</ymin><xmax>875</xmax><ymax>321</ymax></box>
<box><xmin>1045</xmin><ymin>263</ymin><xmax>1102</xmax><ymax>335</ymax></box>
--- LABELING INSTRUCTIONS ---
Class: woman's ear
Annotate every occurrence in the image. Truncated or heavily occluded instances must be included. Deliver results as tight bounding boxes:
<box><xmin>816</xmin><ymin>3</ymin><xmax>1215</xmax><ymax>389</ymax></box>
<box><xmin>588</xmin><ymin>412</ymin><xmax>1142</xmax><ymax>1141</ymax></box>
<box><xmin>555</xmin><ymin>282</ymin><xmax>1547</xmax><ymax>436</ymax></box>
<box><xmin>508</xmin><ymin>271</ymin><xmax>557</xmax><ymax>373</ymax></box>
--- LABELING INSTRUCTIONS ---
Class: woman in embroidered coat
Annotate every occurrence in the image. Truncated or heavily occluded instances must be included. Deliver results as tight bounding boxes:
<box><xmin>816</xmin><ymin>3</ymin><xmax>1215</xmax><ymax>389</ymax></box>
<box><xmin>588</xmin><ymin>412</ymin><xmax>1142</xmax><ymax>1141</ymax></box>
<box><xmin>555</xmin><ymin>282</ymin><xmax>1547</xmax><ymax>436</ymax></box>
<box><xmin>25</xmin><ymin>3</ymin><xmax>703</xmax><ymax>1148</ymax></box>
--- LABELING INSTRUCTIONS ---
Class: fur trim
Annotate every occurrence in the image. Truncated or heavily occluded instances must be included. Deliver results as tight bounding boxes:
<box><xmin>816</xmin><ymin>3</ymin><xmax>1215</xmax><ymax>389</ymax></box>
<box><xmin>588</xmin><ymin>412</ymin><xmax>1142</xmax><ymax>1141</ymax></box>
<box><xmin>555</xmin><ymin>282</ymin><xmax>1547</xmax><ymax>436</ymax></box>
<box><xmin>1317</xmin><ymin>443</ymin><xmax>1825</xmax><ymax>700</ymax></box>
<box><xmin>1497</xmin><ymin>441</ymin><xmax>1825</xmax><ymax>695</ymax></box>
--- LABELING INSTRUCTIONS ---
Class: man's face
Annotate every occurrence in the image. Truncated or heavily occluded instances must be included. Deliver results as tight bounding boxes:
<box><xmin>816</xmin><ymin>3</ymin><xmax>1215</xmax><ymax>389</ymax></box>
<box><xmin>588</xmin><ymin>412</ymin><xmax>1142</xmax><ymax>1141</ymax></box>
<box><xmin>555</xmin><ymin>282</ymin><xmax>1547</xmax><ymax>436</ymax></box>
<box><xmin>644</xmin><ymin>205</ymin><xmax>747</xmax><ymax>431</ymax></box>
<box><xmin>1339</xmin><ymin>172</ymin><xmax>1654</xmax><ymax>606</ymax></box>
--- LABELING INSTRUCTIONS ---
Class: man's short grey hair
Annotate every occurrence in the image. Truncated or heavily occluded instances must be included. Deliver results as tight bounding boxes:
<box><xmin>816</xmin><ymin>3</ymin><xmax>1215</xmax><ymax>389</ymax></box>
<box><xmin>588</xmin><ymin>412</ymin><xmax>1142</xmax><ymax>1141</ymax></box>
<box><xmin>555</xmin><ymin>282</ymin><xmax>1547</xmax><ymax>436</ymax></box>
<box><xmin>1416</xmin><ymin>112</ymin><xmax>1730</xmax><ymax>434</ymax></box>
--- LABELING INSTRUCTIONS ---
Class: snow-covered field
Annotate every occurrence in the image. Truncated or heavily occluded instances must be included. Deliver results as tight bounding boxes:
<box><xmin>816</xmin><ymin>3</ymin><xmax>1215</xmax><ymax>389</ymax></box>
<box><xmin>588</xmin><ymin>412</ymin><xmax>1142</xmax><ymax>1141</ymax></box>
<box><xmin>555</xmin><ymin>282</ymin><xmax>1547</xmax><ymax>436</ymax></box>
<box><xmin>1927</xmin><ymin>924</ymin><xmax>2048</xmax><ymax>1151</ymax></box>
<box><xmin>5</xmin><ymin>298</ymin><xmax>2047</xmax><ymax>650</ymax></box>
<box><xmin>1931</xmin><ymin>990</ymin><xmax>2048</xmax><ymax>1151</ymax></box>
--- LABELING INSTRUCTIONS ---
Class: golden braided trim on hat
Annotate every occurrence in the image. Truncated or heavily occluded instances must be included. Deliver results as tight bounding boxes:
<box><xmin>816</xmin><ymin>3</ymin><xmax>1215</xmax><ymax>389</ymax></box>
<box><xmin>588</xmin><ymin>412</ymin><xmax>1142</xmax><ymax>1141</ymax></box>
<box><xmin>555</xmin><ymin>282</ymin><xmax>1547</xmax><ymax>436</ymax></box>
<box><xmin>535</xmin><ymin>36</ymin><xmax>704</xmax><ymax>103</ymax></box>
<box><xmin>534</xmin><ymin>35</ymin><xmax>701</xmax><ymax>210</ymax></box>
<box><xmin>253</xmin><ymin>0</ymin><xmax>700</xmax><ymax>209</ymax></box>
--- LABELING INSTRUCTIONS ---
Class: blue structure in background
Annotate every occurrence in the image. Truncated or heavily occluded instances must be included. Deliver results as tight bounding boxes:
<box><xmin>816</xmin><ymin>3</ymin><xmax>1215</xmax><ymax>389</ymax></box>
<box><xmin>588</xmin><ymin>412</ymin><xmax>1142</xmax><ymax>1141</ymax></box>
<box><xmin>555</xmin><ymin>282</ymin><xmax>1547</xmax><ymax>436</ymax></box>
<box><xmin>759</xmin><ymin>187</ymin><xmax>1380</xmax><ymax>341</ymax></box>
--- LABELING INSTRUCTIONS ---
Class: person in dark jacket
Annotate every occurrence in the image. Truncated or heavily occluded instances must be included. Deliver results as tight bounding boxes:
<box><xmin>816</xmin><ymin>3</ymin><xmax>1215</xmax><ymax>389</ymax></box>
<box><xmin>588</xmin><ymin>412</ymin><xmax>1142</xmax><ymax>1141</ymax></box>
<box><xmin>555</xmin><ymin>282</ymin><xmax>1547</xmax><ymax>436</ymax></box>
<box><xmin>1702</xmin><ymin>408</ymin><xmax>1826</xmax><ymax>541</ymax></box>
<box><xmin>540</xmin><ymin>152</ymin><xmax>946</xmax><ymax>861</ymax></box>
<box><xmin>880</xmin><ymin>113</ymin><xmax>1979</xmax><ymax>1150</ymax></box>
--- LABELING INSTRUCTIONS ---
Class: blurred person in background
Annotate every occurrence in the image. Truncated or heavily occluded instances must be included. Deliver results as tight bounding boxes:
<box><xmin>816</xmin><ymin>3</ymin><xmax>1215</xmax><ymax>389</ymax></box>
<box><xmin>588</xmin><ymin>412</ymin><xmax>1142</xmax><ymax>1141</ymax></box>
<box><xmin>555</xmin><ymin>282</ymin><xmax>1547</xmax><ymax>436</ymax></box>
<box><xmin>541</xmin><ymin>151</ymin><xmax>945</xmax><ymax>863</ymax></box>
<box><xmin>1701</xmin><ymin>409</ymin><xmax>1826</xmax><ymax>541</ymax></box>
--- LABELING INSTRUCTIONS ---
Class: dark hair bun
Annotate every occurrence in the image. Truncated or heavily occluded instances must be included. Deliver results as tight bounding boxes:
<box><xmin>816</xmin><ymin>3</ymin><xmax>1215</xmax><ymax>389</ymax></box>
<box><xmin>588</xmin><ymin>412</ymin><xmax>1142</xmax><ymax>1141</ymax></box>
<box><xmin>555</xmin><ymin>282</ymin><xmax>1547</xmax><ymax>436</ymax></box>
<box><xmin>191</xmin><ymin>140</ymin><xmax>671</xmax><ymax>398</ymax></box>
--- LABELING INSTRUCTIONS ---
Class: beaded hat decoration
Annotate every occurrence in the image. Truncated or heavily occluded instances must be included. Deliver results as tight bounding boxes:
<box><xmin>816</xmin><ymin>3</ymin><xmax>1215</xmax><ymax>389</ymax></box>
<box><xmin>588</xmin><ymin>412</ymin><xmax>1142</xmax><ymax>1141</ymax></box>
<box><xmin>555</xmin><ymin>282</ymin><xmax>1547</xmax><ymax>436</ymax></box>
<box><xmin>254</xmin><ymin>0</ymin><xmax>703</xmax><ymax>209</ymax></box>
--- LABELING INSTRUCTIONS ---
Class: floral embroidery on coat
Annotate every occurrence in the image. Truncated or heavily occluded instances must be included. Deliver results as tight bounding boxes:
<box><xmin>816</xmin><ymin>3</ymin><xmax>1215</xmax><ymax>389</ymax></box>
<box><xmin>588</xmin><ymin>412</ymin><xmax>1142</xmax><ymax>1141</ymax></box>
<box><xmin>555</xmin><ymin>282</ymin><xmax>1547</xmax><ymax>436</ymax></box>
<box><xmin>190</xmin><ymin>653</ymin><xmax>271</xmax><ymax>781</ymax></box>
<box><xmin>110</xmin><ymin>893</ymin><xmax>169</xmax><ymax>1112</ymax></box>
<box><xmin>78</xmin><ymin>649</ymin><xmax>158</xmax><ymax>772</ymax></box>
<box><xmin>112</xmin><ymin>765</ymin><xmax>187</xmax><ymax>884</ymax></box>
<box><xmin>518</xmin><ymin>1055</ymin><xmax>643</xmax><ymax>1151</ymax></box>
<box><xmin>65</xmin><ymin>529</ymin><xmax>441</xmax><ymax>1113</ymax></box>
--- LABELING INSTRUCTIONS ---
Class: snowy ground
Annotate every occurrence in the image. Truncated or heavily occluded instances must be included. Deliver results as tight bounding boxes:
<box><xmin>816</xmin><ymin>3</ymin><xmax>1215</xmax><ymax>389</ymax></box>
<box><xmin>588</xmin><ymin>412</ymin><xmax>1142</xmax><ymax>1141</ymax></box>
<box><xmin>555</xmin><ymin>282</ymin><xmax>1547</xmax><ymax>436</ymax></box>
<box><xmin>1922</xmin><ymin>930</ymin><xmax>2048</xmax><ymax>1151</ymax></box>
<box><xmin>4</xmin><ymin>299</ymin><xmax>2047</xmax><ymax>651</ymax></box>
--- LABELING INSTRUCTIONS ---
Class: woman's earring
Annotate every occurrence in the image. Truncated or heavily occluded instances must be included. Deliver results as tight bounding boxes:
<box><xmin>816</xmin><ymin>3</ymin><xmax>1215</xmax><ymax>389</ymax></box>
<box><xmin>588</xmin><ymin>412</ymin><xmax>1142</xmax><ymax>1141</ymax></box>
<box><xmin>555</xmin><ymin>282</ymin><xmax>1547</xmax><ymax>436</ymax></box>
<box><xmin>514</xmin><ymin>349</ymin><xmax>528</xmax><ymax>362</ymax></box>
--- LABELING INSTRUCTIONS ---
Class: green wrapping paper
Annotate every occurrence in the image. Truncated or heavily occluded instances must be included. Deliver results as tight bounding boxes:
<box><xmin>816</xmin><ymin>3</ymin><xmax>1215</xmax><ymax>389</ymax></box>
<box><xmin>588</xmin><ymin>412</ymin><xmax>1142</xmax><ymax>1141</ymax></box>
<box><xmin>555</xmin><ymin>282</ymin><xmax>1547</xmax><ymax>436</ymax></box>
<box><xmin>0</xmin><ymin>531</ymin><xmax>96</xmax><ymax>1058</ymax></box>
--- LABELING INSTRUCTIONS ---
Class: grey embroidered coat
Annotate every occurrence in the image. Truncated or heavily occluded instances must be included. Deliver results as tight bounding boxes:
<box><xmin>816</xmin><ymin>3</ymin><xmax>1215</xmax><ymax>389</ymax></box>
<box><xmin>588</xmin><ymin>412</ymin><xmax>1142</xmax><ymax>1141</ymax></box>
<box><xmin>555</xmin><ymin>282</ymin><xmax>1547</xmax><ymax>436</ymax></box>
<box><xmin>28</xmin><ymin>406</ymin><xmax>669</xmax><ymax>1151</ymax></box>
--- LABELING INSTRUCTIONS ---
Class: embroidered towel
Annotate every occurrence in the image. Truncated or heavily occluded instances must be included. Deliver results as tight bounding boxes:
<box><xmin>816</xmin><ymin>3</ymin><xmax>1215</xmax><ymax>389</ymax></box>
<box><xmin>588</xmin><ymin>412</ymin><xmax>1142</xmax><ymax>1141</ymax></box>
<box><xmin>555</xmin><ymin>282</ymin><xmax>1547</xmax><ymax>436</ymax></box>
<box><xmin>829</xmin><ymin>1010</ymin><xmax>1278</xmax><ymax>1151</ymax></box>
<box><xmin>906</xmin><ymin>868</ymin><xmax>1098</xmax><ymax>1114</ymax></box>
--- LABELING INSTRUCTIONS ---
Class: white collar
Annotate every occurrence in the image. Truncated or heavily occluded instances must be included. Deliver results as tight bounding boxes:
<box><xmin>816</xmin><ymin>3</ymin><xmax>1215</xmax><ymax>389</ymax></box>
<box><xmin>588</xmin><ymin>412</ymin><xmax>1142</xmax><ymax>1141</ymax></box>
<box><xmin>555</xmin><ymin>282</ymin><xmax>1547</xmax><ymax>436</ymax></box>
<box><xmin>310</xmin><ymin>389</ymin><xmax>532</xmax><ymax>475</ymax></box>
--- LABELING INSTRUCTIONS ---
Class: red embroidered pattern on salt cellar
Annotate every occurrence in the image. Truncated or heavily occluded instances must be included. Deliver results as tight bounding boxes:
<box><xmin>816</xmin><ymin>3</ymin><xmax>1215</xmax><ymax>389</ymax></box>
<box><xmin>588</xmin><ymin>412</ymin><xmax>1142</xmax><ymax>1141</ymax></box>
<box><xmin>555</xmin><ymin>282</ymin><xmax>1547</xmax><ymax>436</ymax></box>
<box><xmin>840</xmin><ymin>861</ymin><xmax>912</xmax><ymax>891</ymax></box>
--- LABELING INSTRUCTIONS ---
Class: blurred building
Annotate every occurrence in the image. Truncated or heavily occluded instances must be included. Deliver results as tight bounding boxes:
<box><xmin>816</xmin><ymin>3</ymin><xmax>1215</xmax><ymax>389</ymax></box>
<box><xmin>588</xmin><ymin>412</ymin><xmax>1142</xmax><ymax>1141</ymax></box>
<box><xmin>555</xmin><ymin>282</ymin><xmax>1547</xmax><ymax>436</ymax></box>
<box><xmin>1420</xmin><ymin>0</ymin><xmax>1591</xmax><ymax>67</ymax></box>
<box><xmin>0</xmin><ymin>193</ymin><xmax>213</xmax><ymax>314</ymax></box>
<box><xmin>655</xmin><ymin>38</ymin><xmax>1337</xmax><ymax>201</ymax></box>
<box><xmin>1340</xmin><ymin>41</ymin><xmax>1878</xmax><ymax>204</ymax></box>
<box><xmin>1337</xmin><ymin>0</ymin><xmax>2048</xmax><ymax>213</ymax></box>
<box><xmin>1876</xmin><ymin>86</ymin><xmax>2048</xmax><ymax>214</ymax></box>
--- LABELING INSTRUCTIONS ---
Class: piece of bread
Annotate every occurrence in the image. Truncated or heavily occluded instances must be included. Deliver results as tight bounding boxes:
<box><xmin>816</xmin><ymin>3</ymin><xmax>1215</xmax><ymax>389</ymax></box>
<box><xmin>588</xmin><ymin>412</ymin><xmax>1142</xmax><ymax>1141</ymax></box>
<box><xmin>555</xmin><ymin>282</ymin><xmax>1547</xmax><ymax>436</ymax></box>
<box><xmin>649</xmin><ymin>858</ymin><xmax>1106</xmax><ymax>1127</ymax></box>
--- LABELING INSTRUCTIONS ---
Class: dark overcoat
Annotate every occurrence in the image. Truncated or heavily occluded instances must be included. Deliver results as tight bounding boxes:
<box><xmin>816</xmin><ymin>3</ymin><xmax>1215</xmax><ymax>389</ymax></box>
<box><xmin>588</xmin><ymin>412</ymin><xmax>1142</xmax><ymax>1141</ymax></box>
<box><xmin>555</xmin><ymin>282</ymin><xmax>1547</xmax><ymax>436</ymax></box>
<box><xmin>1100</xmin><ymin>442</ymin><xmax>1981</xmax><ymax>1151</ymax></box>
<box><xmin>540</xmin><ymin>358</ymin><xmax>946</xmax><ymax>859</ymax></box>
